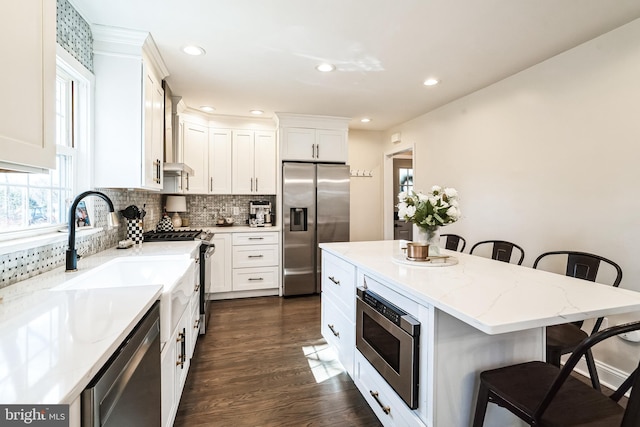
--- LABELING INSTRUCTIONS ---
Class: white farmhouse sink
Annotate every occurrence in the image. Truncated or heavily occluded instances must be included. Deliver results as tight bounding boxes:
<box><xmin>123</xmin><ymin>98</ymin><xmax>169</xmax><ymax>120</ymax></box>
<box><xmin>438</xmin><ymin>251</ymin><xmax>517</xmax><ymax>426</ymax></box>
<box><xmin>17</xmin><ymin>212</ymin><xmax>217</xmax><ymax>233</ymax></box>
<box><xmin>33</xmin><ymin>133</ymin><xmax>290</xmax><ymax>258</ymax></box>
<box><xmin>53</xmin><ymin>256</ymin><xmax>196</xmax><ymax>346</ymax></box>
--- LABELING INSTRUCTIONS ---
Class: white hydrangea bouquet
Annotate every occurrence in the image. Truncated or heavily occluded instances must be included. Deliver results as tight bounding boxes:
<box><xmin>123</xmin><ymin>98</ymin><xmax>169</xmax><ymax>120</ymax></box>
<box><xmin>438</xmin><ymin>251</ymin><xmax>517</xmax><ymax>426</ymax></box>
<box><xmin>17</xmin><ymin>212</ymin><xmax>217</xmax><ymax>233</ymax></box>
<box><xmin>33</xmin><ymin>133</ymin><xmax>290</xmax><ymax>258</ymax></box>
<box><xmin>397</xmin><ymin>186</ymin><xmax>461</xmax><ymax>245</ymax></box>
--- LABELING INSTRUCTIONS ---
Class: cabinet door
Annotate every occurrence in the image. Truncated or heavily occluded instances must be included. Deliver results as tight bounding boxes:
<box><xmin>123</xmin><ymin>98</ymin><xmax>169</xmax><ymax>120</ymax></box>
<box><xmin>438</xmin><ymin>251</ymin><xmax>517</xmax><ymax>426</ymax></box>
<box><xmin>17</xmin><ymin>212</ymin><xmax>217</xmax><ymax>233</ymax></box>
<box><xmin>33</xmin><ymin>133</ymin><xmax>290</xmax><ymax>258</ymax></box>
<box><xmin>210</xmin><ymin>234</ymin><xmax>232</xmax><ymax>293</ymax></box>
<box><xmin>281</xmin><ymin>127</ymin><xmax>316</xmax><ymax>161</ymax></box>
<box><xmin>208</xmin><ymin>129</ymin><xmax>232</xmax><ymax>194</ymax></box>
<box><xmin>316</xmin><ymin>129</ymin><xmax>347</xmax><ymax>162</ymax></box>
<box><xmin>253</xmin><ymin>131</ymin><xmax>276</xmax><ymax>194</ymax></box>
<box><xmin>231</xmin><ymin>130</ymin><xmax>255</xmax><ymax>194</ymax></box>
<box><xmin>183</xmin><ymin>122</ymin><xmax>208</xmax><ymax>194</ymax></box>
<box><xmin>143</xmin><ymin>71</ymin><xmax>164</xmax><ymax>190</ymax></box>
<box><xmin>0</xmin><ymin>0</ymin><xmax>56</xmax><ymax>173</ymax></box>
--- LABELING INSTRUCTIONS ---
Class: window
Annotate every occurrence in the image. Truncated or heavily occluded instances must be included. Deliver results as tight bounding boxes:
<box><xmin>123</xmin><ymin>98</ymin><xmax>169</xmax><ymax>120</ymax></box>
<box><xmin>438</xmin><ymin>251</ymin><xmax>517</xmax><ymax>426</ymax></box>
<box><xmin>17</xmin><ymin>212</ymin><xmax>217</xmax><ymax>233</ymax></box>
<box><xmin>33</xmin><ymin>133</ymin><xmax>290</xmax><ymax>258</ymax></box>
<box><xmin>398</xmin><ymin>167</ymin><xmax>413</xmax><ymax>195</ymax></box>
<box><xmin>0</xmin><ymin>50</ymin><xmax>91</xmax><ymax>237</ymax></box>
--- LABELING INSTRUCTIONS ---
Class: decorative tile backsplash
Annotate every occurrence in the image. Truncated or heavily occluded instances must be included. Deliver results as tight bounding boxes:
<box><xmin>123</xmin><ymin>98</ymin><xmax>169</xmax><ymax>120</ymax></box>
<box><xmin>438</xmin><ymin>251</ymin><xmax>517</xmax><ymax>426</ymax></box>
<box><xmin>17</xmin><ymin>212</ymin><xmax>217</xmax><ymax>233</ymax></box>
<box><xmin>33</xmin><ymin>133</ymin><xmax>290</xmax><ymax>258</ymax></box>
<box><xmin>56</xmin><ymin>0</ymin><xmax>93</xmax><ymax>71</ymax></box>
<box><xmin>184</xmin><ymin>194</ymin><xmax>276</xmax><ymax>227</ymax></box>
<box><xmin>0</xmin><ymin>192</ymin><xmax>275</xmax><ymax>288</ymax></box>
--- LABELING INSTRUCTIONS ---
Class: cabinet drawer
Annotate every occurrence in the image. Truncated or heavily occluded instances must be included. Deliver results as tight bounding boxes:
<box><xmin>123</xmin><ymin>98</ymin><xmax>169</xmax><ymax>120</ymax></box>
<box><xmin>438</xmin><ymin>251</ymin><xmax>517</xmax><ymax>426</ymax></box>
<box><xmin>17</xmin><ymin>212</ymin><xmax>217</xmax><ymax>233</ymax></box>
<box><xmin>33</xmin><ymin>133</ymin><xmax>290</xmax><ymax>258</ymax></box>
<box><xmin>232</xmin><ymin>244</ymin><xmax>278</xmax><ymax>268</ymax></box>
<box><xmin>233</xmin><ymin>231</ymin><xmax>278</xmax><ymax>245</ymax></box>
<box><xmin>321</xmin><ymin>293</ymin><xmax>355</xmax><ymax>376</ymax></box>
<box><xmin>322</xmin><ymin>252</ymin><xmax>356</xmax><ymax>316</ymax></box>
<box><xmin>232</xmin><ymin>267</ymin><xmax>278</xmax><ymax>291</ymax></box>
<box><xmin>354</xmin><ymin>351</ymin><xmax>426</xmax><ymax>427</ymax></box>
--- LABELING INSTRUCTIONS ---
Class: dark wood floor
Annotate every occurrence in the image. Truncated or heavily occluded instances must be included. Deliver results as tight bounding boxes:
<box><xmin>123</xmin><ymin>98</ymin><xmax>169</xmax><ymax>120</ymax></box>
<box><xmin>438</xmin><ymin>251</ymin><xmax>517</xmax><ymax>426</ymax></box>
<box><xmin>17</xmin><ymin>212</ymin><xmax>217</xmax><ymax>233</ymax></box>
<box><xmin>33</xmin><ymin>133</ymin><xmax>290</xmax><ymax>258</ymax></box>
<box><xmin>174</xmin><ymin>295</ymin><xmax>381</xmax><ymax>427</ymax></box>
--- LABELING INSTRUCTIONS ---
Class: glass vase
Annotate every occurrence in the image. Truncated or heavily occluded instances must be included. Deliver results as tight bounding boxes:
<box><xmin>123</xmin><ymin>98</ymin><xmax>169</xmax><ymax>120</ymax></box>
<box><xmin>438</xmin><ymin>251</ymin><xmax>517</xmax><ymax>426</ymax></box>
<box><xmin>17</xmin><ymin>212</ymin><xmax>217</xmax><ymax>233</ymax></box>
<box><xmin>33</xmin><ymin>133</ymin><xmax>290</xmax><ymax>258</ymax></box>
<box><xmin>414</xmin><ymin>225</ymin><xmax>440</xmax><ymax>256</ymax></box>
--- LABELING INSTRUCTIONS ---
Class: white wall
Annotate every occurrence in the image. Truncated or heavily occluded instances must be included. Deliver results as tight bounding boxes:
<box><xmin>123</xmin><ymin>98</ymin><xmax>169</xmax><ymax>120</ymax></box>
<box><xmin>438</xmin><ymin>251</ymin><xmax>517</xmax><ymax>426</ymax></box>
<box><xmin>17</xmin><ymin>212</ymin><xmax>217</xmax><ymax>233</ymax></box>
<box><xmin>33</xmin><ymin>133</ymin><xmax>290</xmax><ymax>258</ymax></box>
<box><xmin>383</xmin><ymin>18</ymin><xmax>640</xmax><ymax>377</ymax></box>
<box><xmin>348</xmin><ymin>129</ymin><xmax>385</xmax><ymax>241</ymax></box>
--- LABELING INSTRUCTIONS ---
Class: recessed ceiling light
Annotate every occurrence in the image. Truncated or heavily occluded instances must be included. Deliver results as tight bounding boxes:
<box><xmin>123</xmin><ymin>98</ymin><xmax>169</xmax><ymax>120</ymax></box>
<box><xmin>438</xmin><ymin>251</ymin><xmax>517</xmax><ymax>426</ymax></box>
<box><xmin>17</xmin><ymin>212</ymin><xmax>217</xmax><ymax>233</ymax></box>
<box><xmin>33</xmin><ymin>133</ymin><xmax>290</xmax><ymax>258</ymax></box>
<box><xmin>250</xmin><ymin>110</ymin><xmax>264</xmax><ymax>115</ymax></box>
<box><xmin>360</xmin><ymin>118</ymin><xmax>371</xmax><ymax>123</ymax></box>
<box><xmin>199</xmin><ymin>106</ymin><xmax>215</xmax><ymax>113</ymax></box>
<box><xmin>316</xmin><ymin>63</ymin><xmax>336</xmax><ymax>72</ymax></box>
<box><xmin>182</xmin><ymin>45</ymin><xmax>206</xmax><ymax>56</ymax></box>
<box><xmin>423</xmin><ymin>78</ymin><xmax>439</xmax><ymax>86</ymax></box>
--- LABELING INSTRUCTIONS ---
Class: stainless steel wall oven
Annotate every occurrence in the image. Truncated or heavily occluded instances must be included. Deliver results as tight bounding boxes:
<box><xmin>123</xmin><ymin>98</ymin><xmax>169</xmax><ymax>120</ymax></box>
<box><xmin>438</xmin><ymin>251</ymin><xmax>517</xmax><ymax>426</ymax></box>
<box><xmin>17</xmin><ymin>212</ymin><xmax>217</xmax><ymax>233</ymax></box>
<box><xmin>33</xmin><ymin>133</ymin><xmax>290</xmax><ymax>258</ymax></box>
<box><xmin>356</xmin><ymin>287</ymin><xmax>420</xmax><ymax>409</ymax></box>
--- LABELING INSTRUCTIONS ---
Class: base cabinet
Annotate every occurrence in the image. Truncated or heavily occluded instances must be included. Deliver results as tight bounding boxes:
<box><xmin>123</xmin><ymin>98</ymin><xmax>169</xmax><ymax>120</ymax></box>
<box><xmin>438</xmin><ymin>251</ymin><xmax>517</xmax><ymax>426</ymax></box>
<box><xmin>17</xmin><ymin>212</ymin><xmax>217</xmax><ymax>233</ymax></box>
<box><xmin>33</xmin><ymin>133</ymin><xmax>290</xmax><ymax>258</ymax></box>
<box><xmin>209</xmin><ymin>231</ymin><xmax>280</xmax><ymax>300</ymax></box>
<box><xmin>354</xmin><ymin>352</ymin><xmax>426</xmax><ymax>427</ymax></box>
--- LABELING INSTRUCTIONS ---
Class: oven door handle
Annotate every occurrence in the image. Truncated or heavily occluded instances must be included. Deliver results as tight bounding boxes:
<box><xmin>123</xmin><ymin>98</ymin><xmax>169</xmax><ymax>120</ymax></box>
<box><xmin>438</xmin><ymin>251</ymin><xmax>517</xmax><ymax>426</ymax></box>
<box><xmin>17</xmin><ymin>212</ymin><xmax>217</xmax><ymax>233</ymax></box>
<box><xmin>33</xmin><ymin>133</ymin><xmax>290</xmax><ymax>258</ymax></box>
<box><xmin>204</xmin><ymin>246</ymin><xmax>216</xmax><ymax>257</ymax></box>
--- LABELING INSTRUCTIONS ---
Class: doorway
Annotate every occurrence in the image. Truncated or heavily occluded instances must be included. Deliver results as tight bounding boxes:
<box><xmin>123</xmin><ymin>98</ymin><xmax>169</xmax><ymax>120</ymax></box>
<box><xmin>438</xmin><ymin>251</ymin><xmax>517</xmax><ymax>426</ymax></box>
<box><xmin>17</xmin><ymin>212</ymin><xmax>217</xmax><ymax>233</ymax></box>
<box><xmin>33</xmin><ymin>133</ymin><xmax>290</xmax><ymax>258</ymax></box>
<box><xmin>393</xmin><ymin>158</ymin><xmax>413</xmax><ymax>240</ymax></box>
<box><xmin>383</xmin><ymin>146</ymin><xmax>414</xmax><ymax>240</ymax></box>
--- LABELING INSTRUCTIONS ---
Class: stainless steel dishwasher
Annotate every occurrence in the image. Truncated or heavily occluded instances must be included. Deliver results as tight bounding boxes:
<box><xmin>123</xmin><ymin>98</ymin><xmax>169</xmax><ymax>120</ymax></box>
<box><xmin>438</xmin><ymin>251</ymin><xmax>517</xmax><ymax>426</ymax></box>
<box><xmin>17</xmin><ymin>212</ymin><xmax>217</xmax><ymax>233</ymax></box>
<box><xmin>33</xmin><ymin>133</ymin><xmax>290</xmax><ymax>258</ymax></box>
<box><xmin>82</xmin><ymin>301</ymin><xmax>161</xmax><ymax>426</ymax></box>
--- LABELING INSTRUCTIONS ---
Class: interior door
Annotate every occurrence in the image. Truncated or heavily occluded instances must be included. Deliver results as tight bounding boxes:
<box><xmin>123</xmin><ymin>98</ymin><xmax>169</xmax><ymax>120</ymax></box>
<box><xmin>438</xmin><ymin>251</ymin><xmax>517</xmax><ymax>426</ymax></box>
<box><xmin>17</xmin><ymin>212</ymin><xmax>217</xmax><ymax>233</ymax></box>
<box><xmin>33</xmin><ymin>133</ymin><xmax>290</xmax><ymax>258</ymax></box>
<box><xmin>393</xmin><ymin>158</ymin><xmax>413</xmax><ymax>240</ymax></box>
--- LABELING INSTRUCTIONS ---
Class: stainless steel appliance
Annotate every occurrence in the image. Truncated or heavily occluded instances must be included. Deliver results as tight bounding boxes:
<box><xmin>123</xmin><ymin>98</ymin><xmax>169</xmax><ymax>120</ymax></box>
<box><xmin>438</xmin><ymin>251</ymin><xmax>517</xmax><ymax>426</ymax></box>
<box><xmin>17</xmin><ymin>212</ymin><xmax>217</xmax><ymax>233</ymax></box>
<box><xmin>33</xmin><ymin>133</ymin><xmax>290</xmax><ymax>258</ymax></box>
<box><xmin>82</xmin><ymin>302</ymin><xmax>161</xmax><ymax>426</ymax></box>
<box><xmin>249</xmin><ymin>200</ymin><xmax>274</xmax><ymax>226</ymax></box>
<box><xmin>356</xmin><ymin>287</ymin><xmax>420</xmax><ymax>409</ymax></box>
<box><xmin>282</xmin><ymin>162</ymin><xmax>350</xmax><ymax>296</ymax></box>
<box><xmin>142</xmin><ymin>229</ymin><xmax>214</xmax><ymax>334</ymax></box>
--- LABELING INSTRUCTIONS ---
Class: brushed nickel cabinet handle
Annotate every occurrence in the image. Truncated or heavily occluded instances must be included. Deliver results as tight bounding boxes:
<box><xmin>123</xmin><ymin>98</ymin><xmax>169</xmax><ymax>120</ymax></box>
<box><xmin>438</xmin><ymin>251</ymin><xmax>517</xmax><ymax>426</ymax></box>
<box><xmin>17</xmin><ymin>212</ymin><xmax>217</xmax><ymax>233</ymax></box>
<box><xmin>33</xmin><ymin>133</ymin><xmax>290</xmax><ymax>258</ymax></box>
<box><xmin>328</xmin><ymin>324</ymin><xmax>340</xmax><ymax>337</ymax></box>
<box><xmin>316</xmin><ymin>144</ymin><xmax>319</xmax><ymax>159</ymax></box>
<box><xmin>311</xmin><ymin>143</ymin><xmax>315</xmax><ymax>158</ymax></box>
<box><xmin>255</xmin><ymin>177</ymin><xmax>258</xmax><ymax>192</ymax></box>
<box><xmin>329</xmin><ymin>276</ymin><xmax>340</xmax><ymax>285</ymax></box>
<box><xmin>210</xmin><ymin>177</ymin><xmax>213</xmax><ymax>192</ymax></box>
<box><xmin>248</xmin><ymin>277</ymin><xmax>264</xmax><ymax>281</ymax></box>
<box><xmin>370</xmin><ymin>391</ymin><xmax>391</xmax><ymax>415</ymax></box>
<box><xmin>248</xmin><ymin>237</ymin><xmax>264</xmax><ymax>240</ymax></box>
<box><xmin>248</xmin><ymin>254</ymin><xmax>264</xmax><ymax>258</ymax></box>
<box><xmin>194</xmin><ymin>318</ymin><xmax>200</xmax><ymax>329</ymax></box>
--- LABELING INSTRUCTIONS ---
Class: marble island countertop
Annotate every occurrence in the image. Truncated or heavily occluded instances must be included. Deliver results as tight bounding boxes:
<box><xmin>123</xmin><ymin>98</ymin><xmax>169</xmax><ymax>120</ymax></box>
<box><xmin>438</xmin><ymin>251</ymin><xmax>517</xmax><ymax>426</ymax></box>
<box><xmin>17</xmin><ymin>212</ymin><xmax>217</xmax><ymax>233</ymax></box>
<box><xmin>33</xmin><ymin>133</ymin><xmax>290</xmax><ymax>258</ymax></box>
<box><xmin>0</xmin><ymin>240</ymin><xmax>201</xmax><ymax>404</ymax></box>
<box><xmin>320</xmin><ymin>240</ymin><xmax>640</xmax><ymax>335</ymax></box>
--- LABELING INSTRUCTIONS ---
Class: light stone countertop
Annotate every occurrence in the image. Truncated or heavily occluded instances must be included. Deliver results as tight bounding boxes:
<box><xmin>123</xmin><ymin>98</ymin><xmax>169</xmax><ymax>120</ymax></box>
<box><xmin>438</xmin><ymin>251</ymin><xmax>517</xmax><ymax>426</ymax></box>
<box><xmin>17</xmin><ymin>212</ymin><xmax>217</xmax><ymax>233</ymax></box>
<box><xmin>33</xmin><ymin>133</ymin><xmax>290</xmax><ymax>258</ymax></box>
<box><xmin>320</xmin><ymin>240</ymin><xmax>640</xmax><ymax>335</ymax></box>
<box><xmin>0</xmin><ymin>240</ymin><xmax>200</xmax><ymax>404</ymax></box>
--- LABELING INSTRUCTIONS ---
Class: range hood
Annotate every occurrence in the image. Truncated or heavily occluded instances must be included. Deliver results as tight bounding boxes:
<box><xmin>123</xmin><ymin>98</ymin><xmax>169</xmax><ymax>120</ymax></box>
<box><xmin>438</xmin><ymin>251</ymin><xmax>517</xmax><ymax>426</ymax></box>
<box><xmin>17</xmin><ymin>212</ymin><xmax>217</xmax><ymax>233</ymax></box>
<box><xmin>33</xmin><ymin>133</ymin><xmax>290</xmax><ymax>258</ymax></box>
<box><xmin>162</xmin><ymin>81</ymin><xmax>194</xmax><ymax>176</ymax></box>
<box><xmin>163</xmin><ymin>162</ymin><xmax>194</xmax><ymax>176</ymax></box>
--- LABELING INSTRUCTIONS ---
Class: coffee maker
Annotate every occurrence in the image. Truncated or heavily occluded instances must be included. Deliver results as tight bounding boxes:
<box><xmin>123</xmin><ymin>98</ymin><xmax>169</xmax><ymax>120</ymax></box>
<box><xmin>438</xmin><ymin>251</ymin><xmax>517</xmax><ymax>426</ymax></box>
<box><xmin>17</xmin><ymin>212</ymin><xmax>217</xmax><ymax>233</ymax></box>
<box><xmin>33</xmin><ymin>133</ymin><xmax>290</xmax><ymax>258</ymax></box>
<box><xmin>248</xmin><ymin>201</ymin><xmax>274</xmax><ymax>227</ymax></box>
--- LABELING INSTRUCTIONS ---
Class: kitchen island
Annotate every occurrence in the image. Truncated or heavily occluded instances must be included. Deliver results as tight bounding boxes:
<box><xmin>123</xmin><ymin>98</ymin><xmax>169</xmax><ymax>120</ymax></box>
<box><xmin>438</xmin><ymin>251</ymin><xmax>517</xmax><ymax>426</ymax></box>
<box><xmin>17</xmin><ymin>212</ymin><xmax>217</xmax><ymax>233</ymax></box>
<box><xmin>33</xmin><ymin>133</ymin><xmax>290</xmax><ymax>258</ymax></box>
<box><xmin>319</xmin><ymin>240</ymin><xmax>640</xmax><ymax>427</ymax></box>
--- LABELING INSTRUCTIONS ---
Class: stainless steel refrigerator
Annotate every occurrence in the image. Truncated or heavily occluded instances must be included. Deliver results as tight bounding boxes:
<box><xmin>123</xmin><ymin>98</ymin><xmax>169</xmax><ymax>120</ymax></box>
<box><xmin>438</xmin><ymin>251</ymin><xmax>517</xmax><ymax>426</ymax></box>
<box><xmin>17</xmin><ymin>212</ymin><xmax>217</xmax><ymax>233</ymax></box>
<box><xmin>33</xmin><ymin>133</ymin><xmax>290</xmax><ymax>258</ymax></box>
<box><xmin>282</xmin><ymin>162</ymin><xmax>350</xmax><ymax>296</ymax></box>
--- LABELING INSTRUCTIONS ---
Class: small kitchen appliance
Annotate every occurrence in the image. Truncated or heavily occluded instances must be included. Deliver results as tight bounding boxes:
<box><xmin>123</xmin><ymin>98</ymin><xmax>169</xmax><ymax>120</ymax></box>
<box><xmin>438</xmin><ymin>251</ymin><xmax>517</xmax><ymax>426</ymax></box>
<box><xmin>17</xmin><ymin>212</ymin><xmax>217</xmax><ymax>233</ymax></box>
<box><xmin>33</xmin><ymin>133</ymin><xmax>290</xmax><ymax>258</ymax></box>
<box><xmin>248</xmin><ymin>200</ymin><xmax>273</xmax><ymax>227</ymax></box>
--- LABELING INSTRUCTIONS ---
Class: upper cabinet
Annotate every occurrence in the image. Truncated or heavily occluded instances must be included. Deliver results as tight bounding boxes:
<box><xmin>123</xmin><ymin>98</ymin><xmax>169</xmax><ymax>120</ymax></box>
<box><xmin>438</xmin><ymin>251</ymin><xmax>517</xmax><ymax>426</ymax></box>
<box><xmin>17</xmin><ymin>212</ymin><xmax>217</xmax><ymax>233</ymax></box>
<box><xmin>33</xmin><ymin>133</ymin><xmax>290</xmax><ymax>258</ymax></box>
<box><xmin>182</xmin><ymin>121</ymin><xmax>209</xmax><ymax>194</ymax></box>
<box><xmin>0</xmin><ymin>0</ymin><xmax>56</xmax><ymax>173</ymax></box>
<box><xmin>92</xmin><ymin>26</ymin><xmax>169</xmax><ymax>190</ymax></box>
<box><xmin>276</xmin><ymin>113</ymin><xmax>350</xmax><ymax>163</ymax></box>
<box><xmin>232</xmin><ymin>130</ymin><xmax>276</xmax><ymax>194</ymax></box>
<box><xmin>208</xmin><ymin>129</ymin><xmax>232</xmax><ymax>194</ymax></box>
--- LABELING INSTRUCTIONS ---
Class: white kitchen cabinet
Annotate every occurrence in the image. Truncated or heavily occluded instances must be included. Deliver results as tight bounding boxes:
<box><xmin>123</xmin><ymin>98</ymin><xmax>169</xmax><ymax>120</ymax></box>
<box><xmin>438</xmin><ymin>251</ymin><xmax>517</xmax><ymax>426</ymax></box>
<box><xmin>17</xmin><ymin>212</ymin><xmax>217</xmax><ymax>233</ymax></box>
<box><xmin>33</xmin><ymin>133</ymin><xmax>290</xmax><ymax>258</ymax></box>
<box><xmin>209</xmin><ymin>233</ymin><xmax>232</xmax><ymax>293</ymax></box>
<box><xmin>320</xmin><ymin>252</ymin><xmax>356</xmax><ymax>376</ymax></box>
<box><xmin>182</xmin><ymin>121</ymin><xmax>209</xmax><ymax>194</ymax></box>
<box><xmin>92</xmin><ymin>26</ymin><xmax>168</xmax><ymax>190</ymax></box>
<box><xmin>276</xmin><ymin>113</ymin><xmax>350</xmax><ymax>163</ymax></box>
<box><xmin>232</xmin><ymin>130</ymin><xmax>276</xmax><ymax>194</ymax></box>
<box><xmin>210</xmin><ymin>230</ymin><xmax>280</xmax><ymax>299</ymax></box>
<box><xmin>188</xmin><ymin>287</ymin><xmax>200</xmax><ymax>359</ymax></box>
<box><xmin>281</xmin><ymin>127</ymin><xmax>347</xmax><ymax>162</ymax></box>
<box><xmin>0</xmin><ymin>0</ymin><xmax>56</xmax><ymax>173</ymax></box>
<box><xmin>208</xmin><ymin>129</ymin><xmax>232</xmax><ymax>194</ymax></box>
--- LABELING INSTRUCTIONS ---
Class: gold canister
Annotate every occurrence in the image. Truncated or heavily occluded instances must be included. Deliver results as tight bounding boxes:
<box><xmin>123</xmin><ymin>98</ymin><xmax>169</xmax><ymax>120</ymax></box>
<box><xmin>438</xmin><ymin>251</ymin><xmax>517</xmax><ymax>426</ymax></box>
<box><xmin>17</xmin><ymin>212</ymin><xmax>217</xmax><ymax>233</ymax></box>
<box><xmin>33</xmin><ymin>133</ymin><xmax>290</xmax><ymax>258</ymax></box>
<box><xmin>406</xmin><ymin>243</ymin><xmax>430</xmax><ymax>260</ymax></box>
